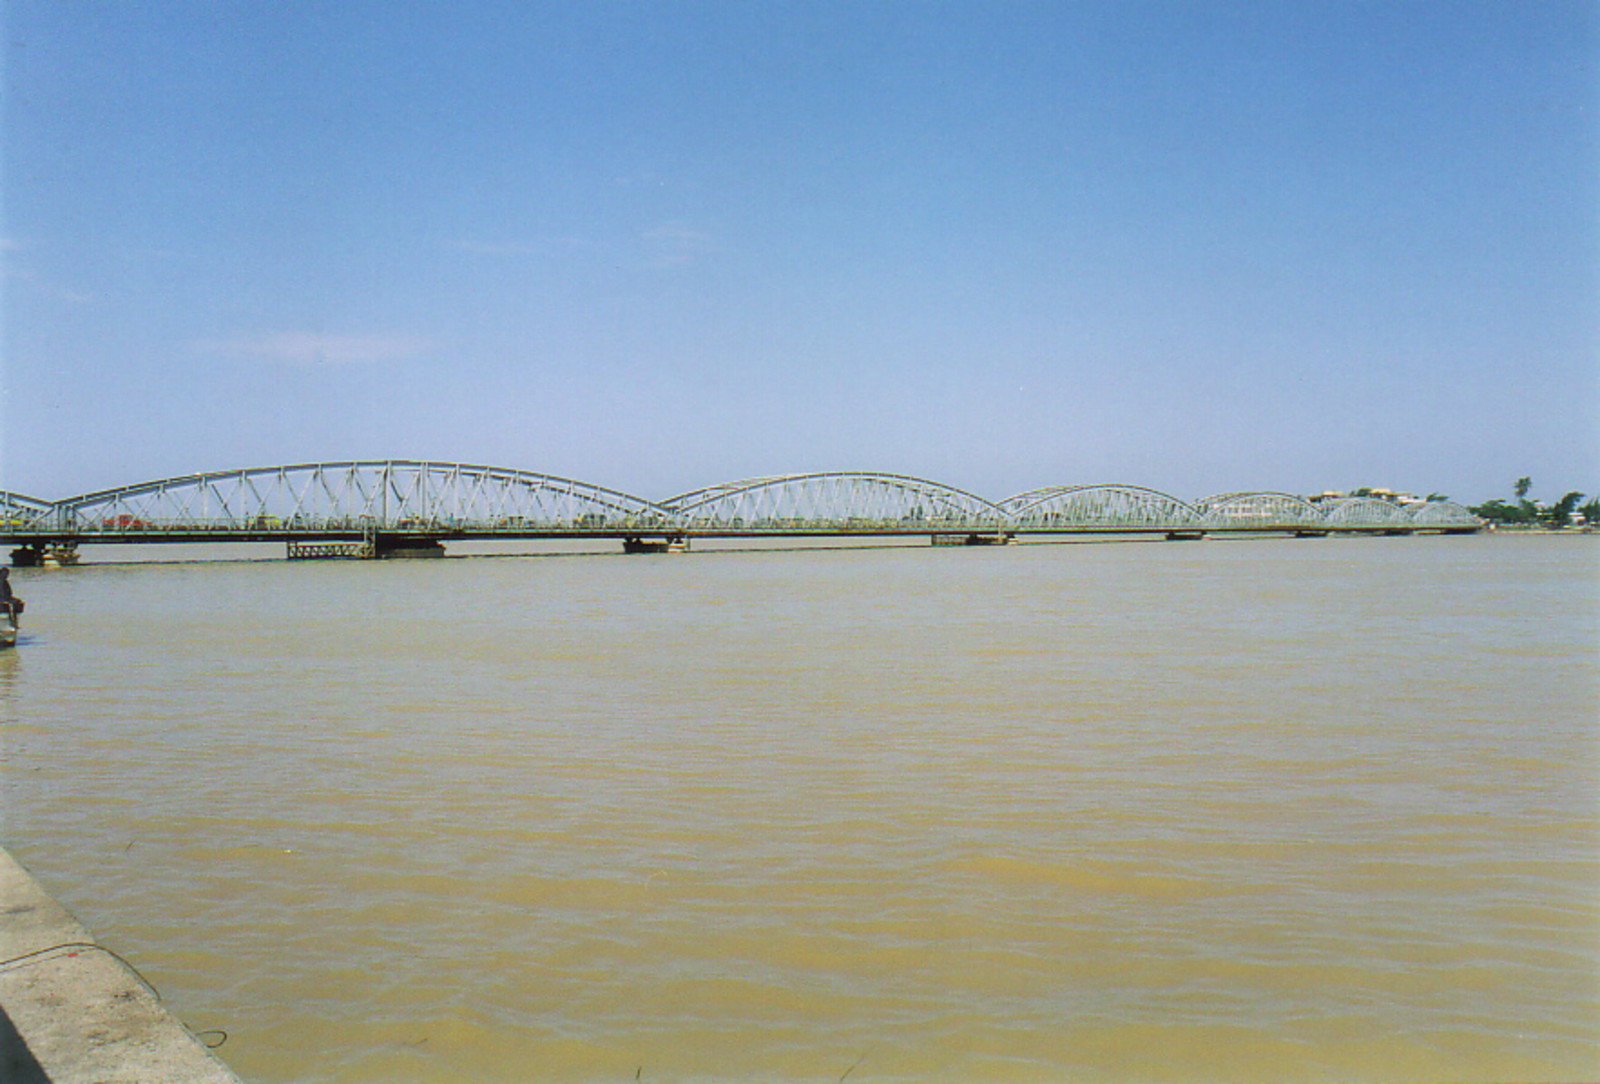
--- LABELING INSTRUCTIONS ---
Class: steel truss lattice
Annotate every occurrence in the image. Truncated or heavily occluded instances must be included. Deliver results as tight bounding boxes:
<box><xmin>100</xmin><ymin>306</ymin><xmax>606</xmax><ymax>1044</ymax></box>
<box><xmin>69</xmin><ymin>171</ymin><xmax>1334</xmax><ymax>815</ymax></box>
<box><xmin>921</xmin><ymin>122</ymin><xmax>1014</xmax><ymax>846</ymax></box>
<box><xmin>1001</xmin><ymin>485</ymin><xmax>1204</xmax><ymax>530</ymax></box>
<box><xmin>47</xmin><ymin>461</ymin><xmax>668</xmax><ymax>535</ymax></box>
<box><xmin>2</xmin><ymin>462</ymin><xmax>1485</xmax><ymax>538</ymax></box>
<box><xmin>0</xmin><ymin>491</ymin><xmax>52</xmax><ymax>526</ymax></box>
<box><xmin>663</xmin><ymin>472</ymin><xmax>1003</xmax><ymax>531</ymax></box>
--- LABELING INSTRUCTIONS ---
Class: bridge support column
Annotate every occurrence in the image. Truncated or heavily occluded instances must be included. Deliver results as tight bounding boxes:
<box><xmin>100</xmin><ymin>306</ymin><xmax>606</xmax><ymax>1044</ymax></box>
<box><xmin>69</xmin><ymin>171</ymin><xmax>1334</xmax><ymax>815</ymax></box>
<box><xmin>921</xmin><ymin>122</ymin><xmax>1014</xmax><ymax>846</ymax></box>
<box><xmin>287</xmin><ymin>540</ymin><xmax>374</xmax><ymax>560</ymax></box>
<box><xmin>931</xmin><ymin>533</ymin><xmax>1012</xmax><ymax>546</ymax></box>
<box><xmin>10</xmin><ymin>543</ymin><xmax>78</xmax><ymax>567</ymax></box>
<box><xmin>622</xmin><ymin>536</ymin><xmax>688</xmax><ymax>554</ymax></box>
<box><xmin>374</xmin><ymin>537</ymin><xmax>447</xmax><ymax>558</ymax></box>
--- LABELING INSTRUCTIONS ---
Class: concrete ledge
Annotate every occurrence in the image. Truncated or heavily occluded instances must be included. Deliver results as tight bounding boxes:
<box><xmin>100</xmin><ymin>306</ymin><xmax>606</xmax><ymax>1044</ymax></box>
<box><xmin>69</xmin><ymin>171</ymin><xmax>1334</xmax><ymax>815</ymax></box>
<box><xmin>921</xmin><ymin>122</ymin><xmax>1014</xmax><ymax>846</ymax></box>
<box><xmin>0</xmin><ymin>846</ymin><xmax>242</xmax><ymax>1083</ymax></box>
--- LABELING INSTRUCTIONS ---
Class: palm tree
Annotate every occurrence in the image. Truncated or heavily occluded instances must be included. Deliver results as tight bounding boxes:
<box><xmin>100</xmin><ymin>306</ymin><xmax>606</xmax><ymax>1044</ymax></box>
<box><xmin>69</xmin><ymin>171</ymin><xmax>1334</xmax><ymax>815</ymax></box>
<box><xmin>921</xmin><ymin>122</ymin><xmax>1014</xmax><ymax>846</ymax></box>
<box><xmin>1515</xmin><ymin>477</ymin><xmax>1533</xmax><ymax>499</ymax></box>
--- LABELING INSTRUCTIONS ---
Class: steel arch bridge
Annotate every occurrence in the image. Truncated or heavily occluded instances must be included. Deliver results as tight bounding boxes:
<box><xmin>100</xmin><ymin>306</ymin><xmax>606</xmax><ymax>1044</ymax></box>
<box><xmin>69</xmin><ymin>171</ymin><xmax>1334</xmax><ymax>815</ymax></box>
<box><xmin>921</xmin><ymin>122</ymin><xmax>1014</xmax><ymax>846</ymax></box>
<box><xmin>22</xmin><ymin>461</ymin><xmax>671</xmax><ymax>554</ymax></box>
<box><xmin>1001</xmin><ymin>485</ymin><xmax>1205</xmax><ymax>531</ymax></box>
<box><xmin>1320</xmin><ymin>496</ymin><xmax>1413</xmax><ymax>532</ymax></box>
<box><xmin>1404</xmin><ymin>500</ymin><xmax>1484</xmax><ymax>530</ymax></box>
<box><xmin>662</xmin><ymin>472</ymin><xmax>1003</xmax><ymax>533</ymax></box>
<box><xmin>1195</xmin><ymin>492</ymin><xmax>1328</xmax><ymax>531</ymax></box>
<box><xmin>0</xmin><ymin>460</ymin><xmax>1483</xmax><ymax>561</ymax></box>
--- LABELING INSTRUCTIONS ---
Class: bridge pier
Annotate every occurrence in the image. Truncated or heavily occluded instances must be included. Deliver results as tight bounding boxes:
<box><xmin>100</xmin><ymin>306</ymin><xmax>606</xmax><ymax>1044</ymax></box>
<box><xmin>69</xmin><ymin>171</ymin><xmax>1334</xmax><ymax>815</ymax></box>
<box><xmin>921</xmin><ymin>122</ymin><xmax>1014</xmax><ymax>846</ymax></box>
<box><xmin>622</xmin><ymin>536</ymin><xmax>688</xmax><ymax>554</ymax></box>
<box><xmin>287</xmin><ymin>540</ymin><xmax>373</xmax><ymax>560</ymax></box>
<box><xmin>373</xmin><ymin>537</ymin><xmax>447</xmax><ymax>558</ymax></box>
<box><xmin>287</xmin><ymin>537</ymin><xmax>448</xmax><ymax>560</ymax></box>
<box><xmin>10</xmin><ymin>543</ymin><xmax>79</xmax><ymax>567</ymax></box>
<box><xmin>931</xmin><ymin>533</ymin><xmax>1012</xmax><ymax>546</ymax></box>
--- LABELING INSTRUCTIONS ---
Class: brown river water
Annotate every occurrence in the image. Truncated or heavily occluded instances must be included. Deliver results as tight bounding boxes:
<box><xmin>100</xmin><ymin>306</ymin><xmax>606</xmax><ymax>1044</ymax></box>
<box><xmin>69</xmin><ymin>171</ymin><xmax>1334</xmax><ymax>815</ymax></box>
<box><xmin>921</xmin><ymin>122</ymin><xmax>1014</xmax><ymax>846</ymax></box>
<box><xmin>0</xmin><ymin>533</ymin><xmax>1595</xmax><ymax>1082</ymax></box>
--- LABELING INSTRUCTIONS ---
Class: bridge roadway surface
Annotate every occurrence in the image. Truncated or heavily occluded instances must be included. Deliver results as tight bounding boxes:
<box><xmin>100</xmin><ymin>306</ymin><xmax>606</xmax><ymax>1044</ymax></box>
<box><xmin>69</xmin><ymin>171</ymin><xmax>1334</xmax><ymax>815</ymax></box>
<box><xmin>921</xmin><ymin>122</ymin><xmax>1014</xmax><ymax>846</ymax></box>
<box><xmin>0</xmin><ymin>461</ymin><xmax>1483</xmax><ymax>561</ymax></box>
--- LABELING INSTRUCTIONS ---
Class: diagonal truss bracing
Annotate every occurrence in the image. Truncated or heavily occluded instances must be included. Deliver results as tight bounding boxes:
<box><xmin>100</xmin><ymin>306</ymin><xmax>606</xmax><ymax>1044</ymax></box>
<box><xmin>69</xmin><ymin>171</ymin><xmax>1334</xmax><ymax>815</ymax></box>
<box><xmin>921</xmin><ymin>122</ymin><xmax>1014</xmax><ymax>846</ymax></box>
<box><xmin>1321</xmin><ymin>497</ymin><xmax>1410</xmax><ymax>529</ymax></box>
<box><xmin>1000</xmin><ymin>485</ymin><xmax>1204</xmax><ymax>530</ymax></box>
<box><xmin>1195</xmin><ymin>492</ymin><xmax>1326</xmax><ymax>530</ymax></box>
<box><xmin>5</xmin><ymin>463</ymin><xmax>1485</xmax><ymax>538</ymax></box>
<box><xmin>0</xmin><ymin>491</ymin><xmax>53</xmax><ymax>525</ymax></box>
<box><xmin>1405</xmin><ymin>500</ymin><xmax>1481</xmax><ymax>528</ymax></box>
<box><xmin>47</xmin><ymin>461</ymin><xmax>669</xmax><ymax>534</ymax></box>
<box><xmin>663</xmin><ymin>472</ymin><xmax>1004</xmax><ymax>531</ymax></box>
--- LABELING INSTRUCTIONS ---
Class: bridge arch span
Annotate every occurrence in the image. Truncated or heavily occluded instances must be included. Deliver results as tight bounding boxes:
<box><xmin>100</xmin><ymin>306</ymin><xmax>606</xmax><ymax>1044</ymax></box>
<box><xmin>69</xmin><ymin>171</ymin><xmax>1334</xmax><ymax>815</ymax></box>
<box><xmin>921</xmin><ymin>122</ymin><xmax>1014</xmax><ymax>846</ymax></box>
<box><xmin>1</xmin><ymin>465</ymin><xmax>1488</xmax><ymax>548</ymax></box>
<box><xmin>1320</xmin><ymin>497</ymin><xmax>1410</xmax><ymax>530</ymax></box>
<box><xmin>999</xmin><ymin>485</ymin><xmax>1202</xmax><ymax>529</ymax></box>
<box><xmin>49</xmin><ymin>461</ymin><xmax>669</xmax><ymax>534</ymax></box>
<box><xmin>1196</xmin><ymin>492</ymin><xmax>1326</xmax><ymax>531</ymax></box>
<box><xmin>662</xmin><ymin>472</ymin><xmax>1002</xmax><ymax>531</ymax></box>
<box><xmin>1406</xmin><ymin>500</ymin><xmax>1483</xmax><ymax>530</ymax></box>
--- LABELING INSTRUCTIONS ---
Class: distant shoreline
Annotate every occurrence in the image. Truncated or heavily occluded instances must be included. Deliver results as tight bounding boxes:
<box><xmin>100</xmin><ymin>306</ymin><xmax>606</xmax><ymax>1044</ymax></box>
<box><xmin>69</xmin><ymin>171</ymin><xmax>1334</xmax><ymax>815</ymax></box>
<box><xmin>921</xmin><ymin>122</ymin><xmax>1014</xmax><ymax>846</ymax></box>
<box><xmin>1480</xmin><ymin>525</ymin><xmax>1596</xmax><ymax>535</ymax></box>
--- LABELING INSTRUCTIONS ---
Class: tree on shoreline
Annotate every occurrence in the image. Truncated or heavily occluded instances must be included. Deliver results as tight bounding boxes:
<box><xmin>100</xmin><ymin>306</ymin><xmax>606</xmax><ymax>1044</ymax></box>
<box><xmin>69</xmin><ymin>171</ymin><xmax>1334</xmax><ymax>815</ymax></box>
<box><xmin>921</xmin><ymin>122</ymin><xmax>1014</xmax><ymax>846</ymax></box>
<box><xmin>1548</xmin><ymin>491</ymin><xmax>1586</xmax><ymax>527</ymax></box>
<box><xmin>1471</xmin><ymin>478</ymin><xmax>1592</xmax><ymax>526</ymax></box>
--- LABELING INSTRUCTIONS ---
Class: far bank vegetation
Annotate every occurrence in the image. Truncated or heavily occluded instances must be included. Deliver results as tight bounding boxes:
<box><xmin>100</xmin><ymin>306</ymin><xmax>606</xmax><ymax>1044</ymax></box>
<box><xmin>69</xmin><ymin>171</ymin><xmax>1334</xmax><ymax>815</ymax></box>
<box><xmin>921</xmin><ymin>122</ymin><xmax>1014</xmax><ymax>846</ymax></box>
<box><xmin>1468</xmin><ymin>477</ymin><xmax>1595</xmax><ymax>528</ymax></box>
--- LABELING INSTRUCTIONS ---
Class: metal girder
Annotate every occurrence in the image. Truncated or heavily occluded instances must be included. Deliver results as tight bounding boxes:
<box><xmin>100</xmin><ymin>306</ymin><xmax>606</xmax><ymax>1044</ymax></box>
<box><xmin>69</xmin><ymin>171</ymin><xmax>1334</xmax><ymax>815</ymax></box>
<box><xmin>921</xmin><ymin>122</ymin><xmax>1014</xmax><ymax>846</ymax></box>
<box><xmin>1000</xmin><ymin>485</ymin><xmax>1203</xmax><ymax>530</ymax></box>
<box><xmin>1405</xmin><ymin>500</ymin><xmax>1481</xmax><ymax>528</ymax></box>
<box><xmin>1321</xmin><ymin>497</ymin><xmax>1409</xmax><ymax>529</ymax></box>
<box><xmin>0</xmin><ymin>491</ymin><xmax>52</xmax><ymax>527</ymax></box>
<box><xmin>1196</xmin><ymin>492</ymin><xmax>1326</xmax><ymax>530</ymax></box>
<box><xmin>662</xmin><ymin>472</ymin><xmax>1003</xmax><ymax>531</ymax></box>
<box><xmin>2</xmin><ymin>464</ymin><xmax>1486</xmax><ymax>539</ymax></box>
<box><xmin>47</xmin><ymin>461</ymin><xmax>668</xmax><ymax>534</ymax></box>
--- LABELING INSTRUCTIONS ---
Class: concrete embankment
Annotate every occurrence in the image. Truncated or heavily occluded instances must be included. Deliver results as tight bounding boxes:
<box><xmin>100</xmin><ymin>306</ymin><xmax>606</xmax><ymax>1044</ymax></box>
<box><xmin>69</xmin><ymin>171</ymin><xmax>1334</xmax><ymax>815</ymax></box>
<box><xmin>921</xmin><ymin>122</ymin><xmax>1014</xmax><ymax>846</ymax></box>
<box><xmin>0</xmin><ymin>846</ymin><xmax>242</xmax><ymax>1083</ymax></box>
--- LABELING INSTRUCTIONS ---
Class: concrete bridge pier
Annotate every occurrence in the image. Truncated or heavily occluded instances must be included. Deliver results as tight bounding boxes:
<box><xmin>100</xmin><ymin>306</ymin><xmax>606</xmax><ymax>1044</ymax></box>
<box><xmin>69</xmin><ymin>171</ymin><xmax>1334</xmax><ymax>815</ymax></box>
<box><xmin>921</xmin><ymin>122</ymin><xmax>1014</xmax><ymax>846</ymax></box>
<box><xmin>286</xmin><ymin>537</ymin><xmax>449</xmax><ymax>559</ymax></box>
<box><xmin>9</xmin><ymin>544</ymin><xmax>79</xmax><ymax>568</ymax></box>
<box><xmin>931</xmin><ymin>533</ymin><xmax>1012</xmax><ymax>546</ymax></box>
<box><xmin>622</xmin><ymin>535</ymin><xmax>688</xmax><ymax>553</ymax></box>
<box><xmin>373</xmin><ymin>536</ymin><xmax>448</xmax><ymax>558</ymax></box>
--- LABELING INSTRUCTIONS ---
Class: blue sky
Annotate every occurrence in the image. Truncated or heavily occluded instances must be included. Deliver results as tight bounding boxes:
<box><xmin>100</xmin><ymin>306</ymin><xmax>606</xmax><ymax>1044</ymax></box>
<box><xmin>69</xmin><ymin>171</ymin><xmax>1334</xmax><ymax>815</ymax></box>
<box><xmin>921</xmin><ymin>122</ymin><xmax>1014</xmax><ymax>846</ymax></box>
<box><xmin>2</xmin><ymin>1</ymin><xmax>1595</xmax><ymax>506</ymax></box>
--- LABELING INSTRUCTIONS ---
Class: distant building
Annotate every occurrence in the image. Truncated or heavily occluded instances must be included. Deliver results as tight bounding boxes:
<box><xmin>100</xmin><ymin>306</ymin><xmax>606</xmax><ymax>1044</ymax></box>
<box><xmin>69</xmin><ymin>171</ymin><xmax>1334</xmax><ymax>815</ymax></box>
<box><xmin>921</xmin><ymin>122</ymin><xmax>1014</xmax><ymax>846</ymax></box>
<box><xmin>1308</xmin><ymin>488</ymin><xmax>1423</xmax><ymax>505</ymax></box>
<box><xmin>1366</xmin><ymin>488</ymin><xmax>1423</xmax><ymax>504</ymax></box>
